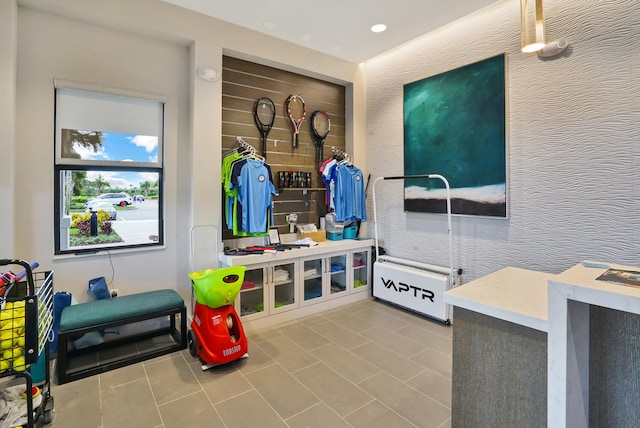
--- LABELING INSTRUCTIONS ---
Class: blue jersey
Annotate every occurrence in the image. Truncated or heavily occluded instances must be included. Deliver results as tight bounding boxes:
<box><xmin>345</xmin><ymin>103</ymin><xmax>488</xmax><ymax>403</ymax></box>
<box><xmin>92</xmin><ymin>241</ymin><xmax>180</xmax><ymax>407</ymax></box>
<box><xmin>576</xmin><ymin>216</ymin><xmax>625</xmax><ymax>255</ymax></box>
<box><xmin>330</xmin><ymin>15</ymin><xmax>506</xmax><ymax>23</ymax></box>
<box><xmin>334</xmin><ymin>164</ymin><xmax>367</xmax><ymax>222</ymax></box>
<box><xmin>230</xmin><ymin>158</ymin><xmax>276</xmax><ymax>234</ymax></box>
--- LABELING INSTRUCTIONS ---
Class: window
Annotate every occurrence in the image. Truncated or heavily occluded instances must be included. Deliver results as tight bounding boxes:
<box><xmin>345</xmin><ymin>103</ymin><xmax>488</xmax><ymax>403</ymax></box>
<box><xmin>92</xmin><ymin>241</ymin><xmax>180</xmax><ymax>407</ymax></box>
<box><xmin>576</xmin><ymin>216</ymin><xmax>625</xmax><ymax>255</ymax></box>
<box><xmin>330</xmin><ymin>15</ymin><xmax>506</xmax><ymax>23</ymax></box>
<box><xmin>54</xmin><ymin>80</ymin><xmax>165</xmax><ymax>255</ymax></box>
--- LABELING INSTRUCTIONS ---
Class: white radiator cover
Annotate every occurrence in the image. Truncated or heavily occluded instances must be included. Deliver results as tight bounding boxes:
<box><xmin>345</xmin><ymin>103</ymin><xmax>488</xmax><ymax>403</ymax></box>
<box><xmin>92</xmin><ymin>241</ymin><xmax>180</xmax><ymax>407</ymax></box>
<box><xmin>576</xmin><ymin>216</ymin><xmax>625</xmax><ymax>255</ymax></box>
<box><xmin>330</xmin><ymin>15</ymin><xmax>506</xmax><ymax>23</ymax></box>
<box><xmin>373</xmin><ymin>256</ymin><xmax>451</xmax><ymax>323</ymax></box>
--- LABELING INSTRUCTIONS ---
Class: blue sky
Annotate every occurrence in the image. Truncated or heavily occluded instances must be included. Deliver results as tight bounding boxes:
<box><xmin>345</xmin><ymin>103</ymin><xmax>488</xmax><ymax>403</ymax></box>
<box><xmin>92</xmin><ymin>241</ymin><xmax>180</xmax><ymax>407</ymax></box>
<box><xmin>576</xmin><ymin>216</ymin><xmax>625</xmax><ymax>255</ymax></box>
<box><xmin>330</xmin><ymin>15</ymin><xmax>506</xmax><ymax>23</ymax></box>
<box><xmin>69</xmin><ymin>130</ymin><xmax>159</xmax><ymax>189</ymax></box>
<box><xmin>71</xmin><ymin>131</ymin><xmax>158</xmax><ymax>163</ymax></box>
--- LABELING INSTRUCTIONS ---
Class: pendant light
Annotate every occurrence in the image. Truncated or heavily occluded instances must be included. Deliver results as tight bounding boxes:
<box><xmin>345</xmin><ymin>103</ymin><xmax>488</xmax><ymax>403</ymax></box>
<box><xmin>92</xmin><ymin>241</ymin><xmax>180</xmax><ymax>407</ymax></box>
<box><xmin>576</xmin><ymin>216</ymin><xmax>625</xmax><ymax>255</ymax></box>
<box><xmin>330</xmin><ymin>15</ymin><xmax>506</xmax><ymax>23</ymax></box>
<box><xmin>520</xmin><ymin>0</ymin><xmax>546</xmax><ymax>53</ymax></box>
<box><xmin>520</xmin><ymin>0</ymin><xmax>569</xmax><ymax>57</ymax></box>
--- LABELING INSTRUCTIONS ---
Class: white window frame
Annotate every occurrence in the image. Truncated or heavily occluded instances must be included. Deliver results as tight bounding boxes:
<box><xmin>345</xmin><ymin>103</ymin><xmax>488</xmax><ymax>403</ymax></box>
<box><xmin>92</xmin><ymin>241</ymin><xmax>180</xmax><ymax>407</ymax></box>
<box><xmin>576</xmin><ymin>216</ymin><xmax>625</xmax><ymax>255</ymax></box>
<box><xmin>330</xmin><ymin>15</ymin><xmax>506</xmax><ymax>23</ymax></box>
<box><xmin>53</xmin><ymin>80</ymin><xmax>166</xmax><ymax>255</ymax></box>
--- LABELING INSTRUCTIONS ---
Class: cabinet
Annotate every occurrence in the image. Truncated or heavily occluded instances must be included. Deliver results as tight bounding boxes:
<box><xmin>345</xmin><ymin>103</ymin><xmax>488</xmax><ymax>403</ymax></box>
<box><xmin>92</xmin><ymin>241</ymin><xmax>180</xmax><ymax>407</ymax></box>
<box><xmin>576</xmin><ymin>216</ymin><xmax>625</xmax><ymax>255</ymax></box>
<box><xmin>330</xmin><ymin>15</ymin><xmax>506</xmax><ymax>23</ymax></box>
<box><xmin>351</xmin><ymin>248</ymin><xmax>371</xmax><ymax>294</ymax></box>
<box><xmin>299</xmin><ymin>246</ymin><xmax>371</xmax><ymax>307</ymax></box>
<box><xmin>236</xmin><ymin>260</ymin><xmax>298</xmax><ymax>321</ymax></box>
<box><xmin>220</xmin><ymin>239</ymin><xmax>374</xmax><ymax>324</ymax></box>
<box><xmin>300</xmin><ymin>251</ymin><xmax>349</xmax><ymax>306</ymax></box>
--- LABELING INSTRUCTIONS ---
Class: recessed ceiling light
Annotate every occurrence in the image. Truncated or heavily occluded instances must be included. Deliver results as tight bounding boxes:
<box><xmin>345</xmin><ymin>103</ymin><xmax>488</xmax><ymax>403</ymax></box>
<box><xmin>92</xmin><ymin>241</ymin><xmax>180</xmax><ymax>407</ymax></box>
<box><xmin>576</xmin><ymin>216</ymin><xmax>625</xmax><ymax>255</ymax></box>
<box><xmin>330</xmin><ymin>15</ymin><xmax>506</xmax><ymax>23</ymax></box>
<box><xmin>264</xmin><ymin>21</ymin><xmax>277</xmax><ymax>30</ymax></box>
<box><xmin>300</xmin><ymin>35</ymin><xmax>311</xmax><ymax>42</ymax></box>
<box><xmin>371</xmin><ymin>24</ymin><xmax>387</xmax><ymax>33</ymax></box>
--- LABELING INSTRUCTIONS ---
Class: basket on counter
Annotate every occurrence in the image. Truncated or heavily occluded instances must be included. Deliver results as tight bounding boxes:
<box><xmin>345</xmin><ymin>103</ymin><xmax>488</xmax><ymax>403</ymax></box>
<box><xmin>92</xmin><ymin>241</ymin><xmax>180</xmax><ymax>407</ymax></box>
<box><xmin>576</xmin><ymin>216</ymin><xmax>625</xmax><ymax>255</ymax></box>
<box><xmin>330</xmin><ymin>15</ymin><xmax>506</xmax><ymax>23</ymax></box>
<box><xmin>297</xmin><ymin>230</ymin><xmax>326</xmax><ymax>242</ymax></box>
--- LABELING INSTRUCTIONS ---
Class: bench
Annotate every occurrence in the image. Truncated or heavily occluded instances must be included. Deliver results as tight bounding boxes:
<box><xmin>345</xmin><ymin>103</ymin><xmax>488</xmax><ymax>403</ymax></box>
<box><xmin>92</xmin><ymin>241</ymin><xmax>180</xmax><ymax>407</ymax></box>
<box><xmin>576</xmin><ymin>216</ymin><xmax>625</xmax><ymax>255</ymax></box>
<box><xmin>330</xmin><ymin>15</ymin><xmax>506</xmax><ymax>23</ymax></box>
<box><xmin>56</xmin><ymin>289</ymin><xmax>187</xmax><ymax>384</ymax></box>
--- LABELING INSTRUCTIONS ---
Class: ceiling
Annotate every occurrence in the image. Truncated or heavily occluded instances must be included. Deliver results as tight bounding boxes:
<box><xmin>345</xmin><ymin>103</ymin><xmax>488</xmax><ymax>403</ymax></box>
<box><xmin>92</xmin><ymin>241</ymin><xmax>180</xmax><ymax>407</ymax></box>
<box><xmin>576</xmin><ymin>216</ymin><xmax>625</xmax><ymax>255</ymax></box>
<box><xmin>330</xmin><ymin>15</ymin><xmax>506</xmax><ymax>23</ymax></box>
<box><xmin>161</xmin><ymin>0</ymin><xmax>502</xmax><ymax>63</ymax></box>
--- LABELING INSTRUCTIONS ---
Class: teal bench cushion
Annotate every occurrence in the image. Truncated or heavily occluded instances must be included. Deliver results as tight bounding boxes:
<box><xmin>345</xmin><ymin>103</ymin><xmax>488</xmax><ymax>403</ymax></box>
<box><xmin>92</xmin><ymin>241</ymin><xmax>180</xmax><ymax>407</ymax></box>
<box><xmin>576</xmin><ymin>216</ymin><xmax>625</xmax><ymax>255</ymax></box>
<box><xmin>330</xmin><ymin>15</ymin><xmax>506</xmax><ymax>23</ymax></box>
<box><xmin>59</xmin><ymin>289</ymin><xmax>184</xmax><ymax>332</ymax></box>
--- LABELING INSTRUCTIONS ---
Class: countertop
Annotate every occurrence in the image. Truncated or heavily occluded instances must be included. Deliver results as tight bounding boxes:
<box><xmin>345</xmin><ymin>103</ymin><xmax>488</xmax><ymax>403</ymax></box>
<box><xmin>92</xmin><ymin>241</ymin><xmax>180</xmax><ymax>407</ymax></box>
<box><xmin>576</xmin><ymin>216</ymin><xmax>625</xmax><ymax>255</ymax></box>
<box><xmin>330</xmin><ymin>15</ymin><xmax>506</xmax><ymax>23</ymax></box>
<box><xmin>219</xmin><ymin>238</ymin><xmax>374</xmax><ymax>266</ymax></box>
<box><xmin>443</xmin><ymin>267</ymin><xmax>556</xmax><ymax>332</ymax></box>
<box><xmin>549</xmin><ymin>262</ymin><xmax>640</xmax><ymax>314</ymax></box>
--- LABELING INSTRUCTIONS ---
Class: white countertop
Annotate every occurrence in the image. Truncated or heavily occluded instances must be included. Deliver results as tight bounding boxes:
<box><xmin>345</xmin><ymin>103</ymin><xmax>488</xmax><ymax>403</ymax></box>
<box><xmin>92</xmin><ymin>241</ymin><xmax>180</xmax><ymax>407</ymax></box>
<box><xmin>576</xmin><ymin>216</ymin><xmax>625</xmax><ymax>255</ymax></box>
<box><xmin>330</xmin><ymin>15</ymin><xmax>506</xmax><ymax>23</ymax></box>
<box><xmin>219</xmin><ymin>238</ymin><xmax>374</xmax><ymax>266</ymax></box>
<box><xmin>546</xmin><ymin>261</ymin><xmax>640</xmax><ymax>427</ymax></box>
<box><xmin>443</xmin><ymin>267</ymin><xmax>556</xmax><ymax>332</ymax></box>
<box><xmin>549</xmin><ymin>262</ymin><xmax>640</xmax><ymax>314</ymax></box>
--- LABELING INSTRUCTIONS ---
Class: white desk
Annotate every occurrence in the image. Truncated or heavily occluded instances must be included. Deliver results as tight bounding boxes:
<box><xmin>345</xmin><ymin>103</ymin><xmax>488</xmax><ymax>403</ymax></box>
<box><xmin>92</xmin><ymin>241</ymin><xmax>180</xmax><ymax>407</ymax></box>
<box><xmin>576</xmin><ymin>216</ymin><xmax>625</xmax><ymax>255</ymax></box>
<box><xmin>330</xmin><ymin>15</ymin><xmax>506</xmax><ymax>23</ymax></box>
<box><xmin>547</xmin><ymin>262</ymin><xmax>640</xmax><ymax>428</ymax></box>
<box><xmin>444</xmin><ymin>266</ymin><xmax>554</xmax><ymax>332</ymax></box>
<box><xmin>444</xmin><ymin>262</ymin><xmax>640</xmax><ymax>427</ymax></box>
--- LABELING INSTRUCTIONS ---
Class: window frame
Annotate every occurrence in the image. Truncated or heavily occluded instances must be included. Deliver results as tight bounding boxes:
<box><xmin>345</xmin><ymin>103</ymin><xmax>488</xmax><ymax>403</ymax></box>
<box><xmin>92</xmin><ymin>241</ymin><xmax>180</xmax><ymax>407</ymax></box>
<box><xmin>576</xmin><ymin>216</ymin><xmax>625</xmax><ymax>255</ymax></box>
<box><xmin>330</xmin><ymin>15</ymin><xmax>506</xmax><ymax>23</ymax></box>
<box><xmin>53</xmin><ymin>80</ymin><xmax>166</xmax><ymax>255</ymax></box>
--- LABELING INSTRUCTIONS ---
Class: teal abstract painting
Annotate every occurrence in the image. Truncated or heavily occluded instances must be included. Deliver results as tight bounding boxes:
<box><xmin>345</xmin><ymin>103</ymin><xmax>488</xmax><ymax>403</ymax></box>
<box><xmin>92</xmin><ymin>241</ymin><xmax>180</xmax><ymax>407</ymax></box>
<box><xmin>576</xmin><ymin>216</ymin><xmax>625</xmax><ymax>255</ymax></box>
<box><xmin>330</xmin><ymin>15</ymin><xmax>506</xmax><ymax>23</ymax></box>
<box><xmin>403</xmin><ymin>54</ymin><xmax>507</xmax><ymax>217</ymax></box>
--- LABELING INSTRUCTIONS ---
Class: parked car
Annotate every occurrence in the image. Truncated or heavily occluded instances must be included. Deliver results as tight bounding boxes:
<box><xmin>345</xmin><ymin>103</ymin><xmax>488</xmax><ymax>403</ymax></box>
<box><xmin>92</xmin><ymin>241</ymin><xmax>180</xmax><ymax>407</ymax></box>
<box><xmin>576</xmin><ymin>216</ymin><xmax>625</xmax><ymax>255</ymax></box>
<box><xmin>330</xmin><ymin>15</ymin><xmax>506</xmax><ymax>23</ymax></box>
<box><xmin>85</xmin><ymin>192</ymin><xmax>133</xmax><ymax>208</ymax></box>
<box><xmin>134</xmin><ymin>195</ymin><xmax>145</xmax><ymax>202</ymax></box>
<box><xmin>86</xmin><ymin>201</ymin><xmax>117</xmax><ymax>220</ymax></box>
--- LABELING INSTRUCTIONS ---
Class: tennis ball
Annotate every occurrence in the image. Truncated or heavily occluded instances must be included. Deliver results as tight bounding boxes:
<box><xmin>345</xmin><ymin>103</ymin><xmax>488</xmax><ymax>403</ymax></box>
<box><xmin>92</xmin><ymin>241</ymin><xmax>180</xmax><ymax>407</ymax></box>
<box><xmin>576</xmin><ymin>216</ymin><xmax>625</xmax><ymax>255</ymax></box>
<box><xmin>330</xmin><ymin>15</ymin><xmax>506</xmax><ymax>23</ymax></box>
<box><xmin>0</xmin><ymin>339</ymin><xmax>13</xmax><ymax>351</ymax></box>
<box><xmin>15</xmin><ymin>336</ymin><xmax>25</xmax><ymax>347</ymax></box>
<box><xmin>0</xmin><ymin>310</ymin><xmax>13</xmax><ymax>323</ymax></box>
<box><xmin>0</xmin><ymin>359</ymin><xmax>10</xmax><ymax>371</ymax></box>
<box><xmin>226</xmin><ymin>315</ymin><xmax>234</xmax><ymax>329</ymax></box>
<box><xmin>3</xmin><ymin>347</ymin><xmax>22</xmax><ymax>360</ymax></box>
<box><xmin>12</xmin><ymin>356</ymin><xmax>26</xmax><ymax>371</ymax></box>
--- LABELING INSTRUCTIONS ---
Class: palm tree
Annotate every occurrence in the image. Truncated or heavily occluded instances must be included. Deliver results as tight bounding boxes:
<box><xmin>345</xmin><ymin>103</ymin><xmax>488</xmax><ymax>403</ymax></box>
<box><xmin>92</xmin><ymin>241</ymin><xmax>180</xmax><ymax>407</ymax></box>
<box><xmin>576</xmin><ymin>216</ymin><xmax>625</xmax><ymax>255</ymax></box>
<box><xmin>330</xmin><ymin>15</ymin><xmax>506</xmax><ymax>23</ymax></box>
<box><xmin>72</xmin><ymin>171</ymin><xmax>87</xmax><ymax>196</ymax></box>
<box><xmin>139</xmin><ymin>181</ymin><xmax>151</xmax><ymax>199</ymax></box>
<box><xmin>93</xmin><ymin>175</ymin><xmax>108</xmax><ymax>195</ymax></box>
<box><xmin>61</xmin><ymin>129</ymin><xmax>103</xmax><ymax>159</ymax></box>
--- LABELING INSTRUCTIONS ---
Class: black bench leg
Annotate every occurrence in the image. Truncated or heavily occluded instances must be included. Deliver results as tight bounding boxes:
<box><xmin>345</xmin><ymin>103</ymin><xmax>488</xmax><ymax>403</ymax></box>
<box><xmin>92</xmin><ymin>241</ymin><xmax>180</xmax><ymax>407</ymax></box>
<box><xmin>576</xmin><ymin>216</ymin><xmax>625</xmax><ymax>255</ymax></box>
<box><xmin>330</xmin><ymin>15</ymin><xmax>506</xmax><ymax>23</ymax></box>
<box><xmin>57</xmin><ymin>334</ymin><xmax>69</xmax><ymax>385</ymax></box>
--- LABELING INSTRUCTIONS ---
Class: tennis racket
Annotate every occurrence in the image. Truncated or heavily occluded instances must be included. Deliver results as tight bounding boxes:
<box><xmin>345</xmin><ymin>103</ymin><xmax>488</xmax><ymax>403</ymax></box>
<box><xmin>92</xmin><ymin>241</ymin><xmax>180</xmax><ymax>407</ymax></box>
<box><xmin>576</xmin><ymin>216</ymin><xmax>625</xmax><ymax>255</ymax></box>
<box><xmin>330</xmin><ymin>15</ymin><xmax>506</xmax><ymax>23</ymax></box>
<box><xmin>310</xmin><ymin>110</ymin><xmax>331</xmax><ymax>162</ymax></box>
<box><xmin>253</xmin><ymin>97</ymin><xmax>276</xmax><ymax>158</ymax></box>
<box><xmin>285</xmin><ymin>95</ymin><xmax>306</xmax><ymax>148</ymax></box>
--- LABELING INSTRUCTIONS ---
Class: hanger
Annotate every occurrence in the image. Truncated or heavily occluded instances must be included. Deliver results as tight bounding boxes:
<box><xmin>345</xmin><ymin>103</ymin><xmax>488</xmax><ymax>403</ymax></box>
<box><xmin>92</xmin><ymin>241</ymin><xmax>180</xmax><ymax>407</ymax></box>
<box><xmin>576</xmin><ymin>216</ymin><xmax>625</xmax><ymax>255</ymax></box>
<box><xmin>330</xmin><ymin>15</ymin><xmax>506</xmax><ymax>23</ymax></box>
<box><xmin>236</xmin><ymin>137</ymin><xmax>265</xmax><ymax>162</ymax></box>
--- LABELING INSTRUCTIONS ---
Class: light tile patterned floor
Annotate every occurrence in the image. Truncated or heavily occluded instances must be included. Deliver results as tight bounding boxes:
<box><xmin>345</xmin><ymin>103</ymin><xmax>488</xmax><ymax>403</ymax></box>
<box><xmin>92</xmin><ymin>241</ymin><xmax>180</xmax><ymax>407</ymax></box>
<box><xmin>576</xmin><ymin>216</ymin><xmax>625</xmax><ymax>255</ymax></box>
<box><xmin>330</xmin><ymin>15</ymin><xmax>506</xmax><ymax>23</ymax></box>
<box><xmin>48</xmin><ymin>298</ymin><xmax>452</xmax><ymax>428</ymax></box>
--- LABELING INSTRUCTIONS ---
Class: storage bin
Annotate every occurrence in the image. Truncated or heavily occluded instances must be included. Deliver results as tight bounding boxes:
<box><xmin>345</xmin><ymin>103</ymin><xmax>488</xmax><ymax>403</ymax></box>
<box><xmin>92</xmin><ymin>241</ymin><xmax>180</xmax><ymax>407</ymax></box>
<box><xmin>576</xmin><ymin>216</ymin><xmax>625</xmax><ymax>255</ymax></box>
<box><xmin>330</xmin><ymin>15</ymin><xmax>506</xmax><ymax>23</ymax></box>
<box><xmin>298</xmin><ymin>230</ymin><xmax>326</xmax><ymax>242</ymax></box>
<box><xmin>327</xmin><ymin>231</ymin><xmax>344</xmax><ymax>241</ymax></box>
<box><xmin>343</xmin><ymin>225</ymin><xmax>357</xmax><ymax>239</ymax></box>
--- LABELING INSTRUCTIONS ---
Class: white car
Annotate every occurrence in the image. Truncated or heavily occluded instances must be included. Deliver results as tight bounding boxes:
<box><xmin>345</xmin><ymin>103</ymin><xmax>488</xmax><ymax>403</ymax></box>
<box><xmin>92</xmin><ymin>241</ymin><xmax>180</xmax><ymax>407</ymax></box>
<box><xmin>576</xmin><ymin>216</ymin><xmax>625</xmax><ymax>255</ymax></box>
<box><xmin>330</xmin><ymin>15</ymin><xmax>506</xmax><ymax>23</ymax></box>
<box><xmin>85</xmin><ymin>192</ymin><xmax>133</xmax><ymax>208</ymax></box>
<box><xmin>86</xmin><ymin>201</ymin><xmax>117</xmax><ymax>220</ymax></box>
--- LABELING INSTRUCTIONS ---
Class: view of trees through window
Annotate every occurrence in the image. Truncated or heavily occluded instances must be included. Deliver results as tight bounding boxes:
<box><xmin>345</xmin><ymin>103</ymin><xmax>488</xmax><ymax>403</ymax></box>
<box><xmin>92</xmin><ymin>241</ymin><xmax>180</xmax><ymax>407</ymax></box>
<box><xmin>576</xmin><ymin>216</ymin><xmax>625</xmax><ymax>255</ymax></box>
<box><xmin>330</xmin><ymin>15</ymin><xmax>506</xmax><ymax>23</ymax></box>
<box><xmin>54</xmin><ymin>85</ymin><xmax>164</xmax><ymax>254</ymax></box>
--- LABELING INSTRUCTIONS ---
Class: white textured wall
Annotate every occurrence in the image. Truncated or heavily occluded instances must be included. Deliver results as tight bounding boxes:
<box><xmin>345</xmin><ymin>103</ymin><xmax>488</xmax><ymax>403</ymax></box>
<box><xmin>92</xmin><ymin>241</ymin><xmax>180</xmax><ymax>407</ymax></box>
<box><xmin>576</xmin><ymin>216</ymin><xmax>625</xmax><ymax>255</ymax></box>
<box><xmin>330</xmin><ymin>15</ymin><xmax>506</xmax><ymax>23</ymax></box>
<box><xmin>365</xmin><ymin>0</ymin><xmax>640</xmax><ymax>281</ymax></box>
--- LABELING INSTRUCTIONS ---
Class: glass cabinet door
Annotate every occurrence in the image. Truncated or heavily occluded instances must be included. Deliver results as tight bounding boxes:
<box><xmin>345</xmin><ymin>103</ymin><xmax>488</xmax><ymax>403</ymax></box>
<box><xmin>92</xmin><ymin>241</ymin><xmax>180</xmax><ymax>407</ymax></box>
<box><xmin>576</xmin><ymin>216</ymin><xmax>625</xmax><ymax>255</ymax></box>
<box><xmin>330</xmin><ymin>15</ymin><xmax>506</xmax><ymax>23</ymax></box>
<box><xmin>271</xmin><ymin>261</ymin><xmax>298</xmax><ymax>313</ymax></box>
<box><xmin>237</xmin><ymin>265</ymin><xmax>268</xmax><ymax>320</ymax></box>
<box><xmin>351</xmin><ymin>249</ymin><xmax>371</xmax><ymax>293</ymax></box>
<box><xmin>328</xmin><ymin>253</ymin><xmax>348</xmax><ymax>299</ymax></box>
<box><xmin>301</xmin><ymin>256</ymin><xmax>325</xmax><ymax>306</ymax></box>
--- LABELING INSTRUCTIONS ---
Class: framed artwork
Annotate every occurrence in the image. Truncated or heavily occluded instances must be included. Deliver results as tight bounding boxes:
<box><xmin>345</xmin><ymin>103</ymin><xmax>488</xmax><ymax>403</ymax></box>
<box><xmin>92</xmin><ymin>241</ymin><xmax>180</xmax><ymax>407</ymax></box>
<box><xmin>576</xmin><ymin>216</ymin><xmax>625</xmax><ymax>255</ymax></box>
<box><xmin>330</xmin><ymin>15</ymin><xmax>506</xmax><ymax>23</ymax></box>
<box><xmin>403</xmin><ymin>53</ymin><xmax>507</xmax><ymax>218</ymax></box>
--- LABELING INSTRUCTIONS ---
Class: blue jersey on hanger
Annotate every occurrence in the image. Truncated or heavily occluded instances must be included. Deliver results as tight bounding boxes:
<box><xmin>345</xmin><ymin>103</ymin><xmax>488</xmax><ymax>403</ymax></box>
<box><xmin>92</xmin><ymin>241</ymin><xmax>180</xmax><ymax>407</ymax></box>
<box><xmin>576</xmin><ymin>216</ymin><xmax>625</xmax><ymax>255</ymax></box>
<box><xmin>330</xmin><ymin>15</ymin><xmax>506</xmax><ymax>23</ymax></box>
<box><xmin>230</xmin><ymin>158</ymin><xmax>276</xmax><ymax>234</ymax></box>
<box><xmin>334</xmin><ymin>164</ymin><xmax>367</xmax><ymax>222</ymax></box>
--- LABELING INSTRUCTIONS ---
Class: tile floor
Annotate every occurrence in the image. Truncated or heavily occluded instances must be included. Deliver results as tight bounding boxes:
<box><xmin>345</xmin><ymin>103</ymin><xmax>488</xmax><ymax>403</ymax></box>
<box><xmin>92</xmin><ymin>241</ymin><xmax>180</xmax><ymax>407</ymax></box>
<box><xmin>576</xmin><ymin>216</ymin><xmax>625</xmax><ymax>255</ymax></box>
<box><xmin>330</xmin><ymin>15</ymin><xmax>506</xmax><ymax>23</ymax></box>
<box><xmin>48</xmin><ymin>298</ymin><xmax>453</xmax><ymax>428</ymax></box>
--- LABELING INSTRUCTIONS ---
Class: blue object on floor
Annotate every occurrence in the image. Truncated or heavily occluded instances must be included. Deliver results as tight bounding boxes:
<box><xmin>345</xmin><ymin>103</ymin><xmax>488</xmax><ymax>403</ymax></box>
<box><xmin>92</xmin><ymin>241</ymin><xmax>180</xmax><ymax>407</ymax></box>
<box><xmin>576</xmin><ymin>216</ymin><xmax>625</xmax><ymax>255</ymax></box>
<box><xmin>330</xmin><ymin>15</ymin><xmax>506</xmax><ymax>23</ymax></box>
<box><xmin>51</xmin><ymin>291</ymin><xmax>72</xmax><ymax>354</ymax></box>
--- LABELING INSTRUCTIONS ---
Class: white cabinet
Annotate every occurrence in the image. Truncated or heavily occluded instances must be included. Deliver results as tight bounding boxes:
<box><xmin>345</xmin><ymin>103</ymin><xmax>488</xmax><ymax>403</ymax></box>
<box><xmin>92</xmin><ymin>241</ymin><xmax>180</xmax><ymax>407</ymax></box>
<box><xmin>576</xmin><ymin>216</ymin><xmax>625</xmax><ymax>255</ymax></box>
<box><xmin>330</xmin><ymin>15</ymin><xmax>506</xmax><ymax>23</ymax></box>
<box><xmin>271</xmin><ymin>260</ymin><xmax>298</xmax><ymax>314</ymax></box>
<box><xmin>300</xmin><ymin>251</ymin><xmax>351</xmax><ymax>306</ymax></box>
<box><xmin>327</xmin><ymin>252</ymin><xmax>349</xmax><ymax>300</ymax></box>
<box><xmin>300</xmin><ymin>255</ymin><xmax>325</xmax><ymax>307</ymax></box>
<box><xmin>236</xmin><ymin>260</ymin><xmax>298</xmax><ymax>321</ymax></box>
<box><xmin>351</xmin><ymin>248</ymin><xmax>371</xmax><ymax>294</ymax></box>
<box><xmin>220</xmin><ymin>239</ymin><xmax>374</xmax><ymax>324</ymax></box>
<box><xmin>299</xmin><ymin>246</ymin><xmax>372</xmax><ymax>307</ymax></box>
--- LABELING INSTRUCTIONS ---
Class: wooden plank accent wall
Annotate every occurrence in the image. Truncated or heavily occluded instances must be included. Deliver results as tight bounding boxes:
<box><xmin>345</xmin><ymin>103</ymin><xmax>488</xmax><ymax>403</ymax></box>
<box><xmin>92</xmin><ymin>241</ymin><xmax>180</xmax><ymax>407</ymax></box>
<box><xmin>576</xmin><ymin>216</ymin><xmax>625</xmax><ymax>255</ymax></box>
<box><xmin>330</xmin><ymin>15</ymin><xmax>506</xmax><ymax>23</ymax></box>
<box><xmin>222</xmin><ymin>56</ymin><xmax>346</xmax><ymax>239</ymax></box>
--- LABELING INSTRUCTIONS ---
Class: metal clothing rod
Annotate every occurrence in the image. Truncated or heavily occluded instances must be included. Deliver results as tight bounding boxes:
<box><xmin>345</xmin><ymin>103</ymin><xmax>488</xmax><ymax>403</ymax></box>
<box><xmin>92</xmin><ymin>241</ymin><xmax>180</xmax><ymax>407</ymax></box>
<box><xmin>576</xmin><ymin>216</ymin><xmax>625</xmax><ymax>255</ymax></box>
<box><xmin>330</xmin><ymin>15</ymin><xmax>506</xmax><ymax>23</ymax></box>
<box><xmin>372</xmin><ymin>174</ymin><xmax>455</xmax><ymax>287</ymax></box>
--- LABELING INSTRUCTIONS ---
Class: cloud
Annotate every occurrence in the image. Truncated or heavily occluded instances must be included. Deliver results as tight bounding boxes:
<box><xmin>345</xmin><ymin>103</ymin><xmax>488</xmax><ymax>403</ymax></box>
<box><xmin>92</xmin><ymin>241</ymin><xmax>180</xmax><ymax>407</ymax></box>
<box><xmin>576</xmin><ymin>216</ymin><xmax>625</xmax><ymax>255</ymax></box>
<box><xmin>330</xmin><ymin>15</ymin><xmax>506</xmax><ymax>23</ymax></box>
<box><xmin>73</xmin><ymin>142</ymin><xmax>109</xmax><ymax>160</ymax></box>
<box><xmin>85</xmin><ymin>171</ymin><xmax>126</xmax><ymax>187</ymax></box>
<box><xmin>130</xmin><ymin>135</ymin><xmax>158</xmax><ymax>153</ymax></box>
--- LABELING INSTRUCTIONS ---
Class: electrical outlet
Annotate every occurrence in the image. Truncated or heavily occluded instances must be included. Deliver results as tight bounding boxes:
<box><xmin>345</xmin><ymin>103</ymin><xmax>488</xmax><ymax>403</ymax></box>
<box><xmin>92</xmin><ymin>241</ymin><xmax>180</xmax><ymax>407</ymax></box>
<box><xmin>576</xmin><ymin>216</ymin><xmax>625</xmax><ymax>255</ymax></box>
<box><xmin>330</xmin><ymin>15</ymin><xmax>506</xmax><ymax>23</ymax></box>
<box><xmin>111</xmin><ymin>289</ymin><xmax>119</xmax><ymax>298</ymax></box>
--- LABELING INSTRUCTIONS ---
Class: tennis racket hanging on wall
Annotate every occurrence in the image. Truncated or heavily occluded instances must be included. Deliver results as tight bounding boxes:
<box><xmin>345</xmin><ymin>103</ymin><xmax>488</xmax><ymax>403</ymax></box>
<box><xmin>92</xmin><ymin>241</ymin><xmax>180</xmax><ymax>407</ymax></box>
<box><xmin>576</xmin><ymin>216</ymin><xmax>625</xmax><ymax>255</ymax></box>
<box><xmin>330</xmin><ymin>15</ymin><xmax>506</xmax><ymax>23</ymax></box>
<box><xmin>253</xmin><ymin>97</ymin><xmax>276</xmax><ymax>159</ymax></box>
<box><xmin>285</xmin><ymin>95</ymin><xmax>306</xmax><ymax>148</ymax></box>
<box><xmin>310</xmin><ymin>110</ymin><xmax>330</xmax><ymax>162</ymax></box>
